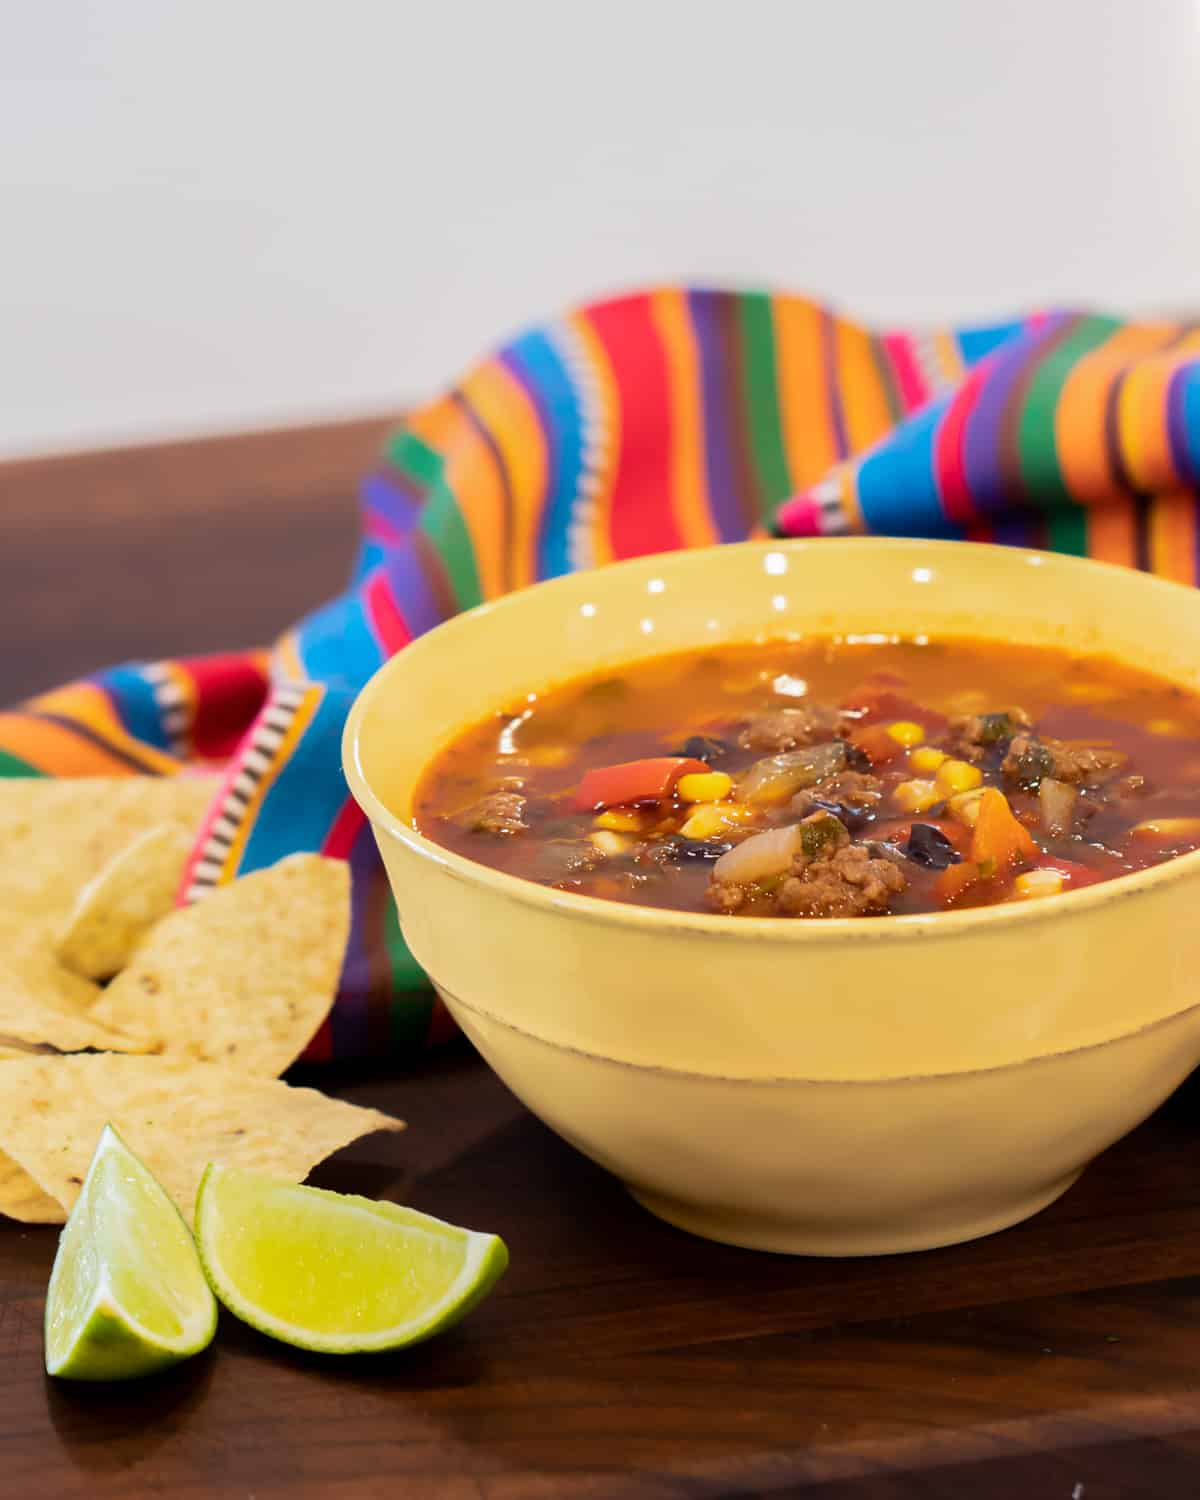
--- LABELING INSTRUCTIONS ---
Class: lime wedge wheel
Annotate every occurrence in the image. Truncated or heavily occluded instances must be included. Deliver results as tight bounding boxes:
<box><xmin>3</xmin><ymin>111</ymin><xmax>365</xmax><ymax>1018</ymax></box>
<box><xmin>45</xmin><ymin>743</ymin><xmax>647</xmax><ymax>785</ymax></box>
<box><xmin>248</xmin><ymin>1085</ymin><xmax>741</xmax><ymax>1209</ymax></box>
<box><xmin>194</xmin><ymin>1164</ymin><xmax>508</xmax><ymax>1354</ymax></box>
<box><xmin>44</xmin><ymin>1124</ymin><xmax>218</xmax><ymax>1381</ymax></box>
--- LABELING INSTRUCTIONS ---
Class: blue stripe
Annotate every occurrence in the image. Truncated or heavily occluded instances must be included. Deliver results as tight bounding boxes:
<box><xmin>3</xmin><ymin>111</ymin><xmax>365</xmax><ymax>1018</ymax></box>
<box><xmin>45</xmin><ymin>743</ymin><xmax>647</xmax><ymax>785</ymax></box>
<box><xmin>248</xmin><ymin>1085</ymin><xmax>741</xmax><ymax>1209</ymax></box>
<box><xmin>236</xmin><ymin>689</ymin><xmax>354</xmax><ymax>874</ymax></box>
<box><xmin>502</xmin><ymin>334</ymin><xmax>584</xmax><ymax>580</ymax></box>
<box><xmin>294</xmin><ymin>595</ymin><xmax>384</xmax><ymax>691</ymax></box>
<box><xmin>856</xmin><ymin>398</ymin><xmax>965</xmax><ymax>539</ymax></box>
<box><xmin>94</xmin><ymin>664</ymin><xmax>173</xmax><ymax>752</ymax></box>
<box><xmin>956</xmin><ymin>318</ymin><xmax>1030</xmax><ymax>368</ymax></box>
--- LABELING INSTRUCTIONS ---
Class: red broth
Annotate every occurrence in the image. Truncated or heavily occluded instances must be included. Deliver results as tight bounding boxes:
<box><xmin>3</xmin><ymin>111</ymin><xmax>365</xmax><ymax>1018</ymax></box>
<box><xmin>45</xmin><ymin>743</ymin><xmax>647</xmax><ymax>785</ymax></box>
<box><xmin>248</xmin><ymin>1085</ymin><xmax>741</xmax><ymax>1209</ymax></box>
<box><xmin>413</xmin><ymin>639</ymin><xmax>1200</xmax><ymax>918</ymax></box>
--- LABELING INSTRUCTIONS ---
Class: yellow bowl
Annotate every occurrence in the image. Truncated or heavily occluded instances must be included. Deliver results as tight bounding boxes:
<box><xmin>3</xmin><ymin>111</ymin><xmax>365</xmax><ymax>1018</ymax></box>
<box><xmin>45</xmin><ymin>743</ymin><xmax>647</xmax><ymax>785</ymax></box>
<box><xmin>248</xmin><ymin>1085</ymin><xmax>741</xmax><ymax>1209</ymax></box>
<box><xmin>344</xmin><ymin>539</ymin><xmax>1200</xmax><ymax>1255</ymax></box>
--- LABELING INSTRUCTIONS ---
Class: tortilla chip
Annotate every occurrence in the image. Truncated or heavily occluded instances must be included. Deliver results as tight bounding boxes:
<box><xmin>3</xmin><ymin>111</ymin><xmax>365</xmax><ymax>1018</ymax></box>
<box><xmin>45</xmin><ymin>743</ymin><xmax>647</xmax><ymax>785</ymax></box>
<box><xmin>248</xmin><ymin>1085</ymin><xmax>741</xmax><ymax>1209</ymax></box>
<box><xmin>0</xmin><ymin>1054</ymin><xmax>404</xmax><ymax>1223</ymax></box>
<box><xmin>91</xmin><ymin>855</ymin><xmax>350</xmax><ymax>1076</ymax></box>
<box><xmin>0</xmin><ymin>915</ymin><xmax>145</xmax><ymax>1054</ymax></box>
<box><xmin>56</xmin><ymin>823</ymin><xmax>193</xmax><ymax>980</ymax></box>
<box><xmin>0</xmin><ymin>1148</ymin><xmax>62</xmax><ymax>1222</ymax></box>
<box><xmin>0</xmin><ymin>777</ymin><xmax>215</xmax><ymax>924</ymax></box>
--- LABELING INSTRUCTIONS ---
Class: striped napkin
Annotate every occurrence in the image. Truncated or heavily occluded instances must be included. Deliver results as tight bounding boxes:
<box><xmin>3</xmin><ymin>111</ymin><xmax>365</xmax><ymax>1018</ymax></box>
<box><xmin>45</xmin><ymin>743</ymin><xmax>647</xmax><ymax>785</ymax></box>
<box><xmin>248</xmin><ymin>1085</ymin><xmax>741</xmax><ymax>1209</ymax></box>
<box><xmin>5</xmin><ymin>289</ymin><xmax>1199</xmax><ymax>1061</ymax></box>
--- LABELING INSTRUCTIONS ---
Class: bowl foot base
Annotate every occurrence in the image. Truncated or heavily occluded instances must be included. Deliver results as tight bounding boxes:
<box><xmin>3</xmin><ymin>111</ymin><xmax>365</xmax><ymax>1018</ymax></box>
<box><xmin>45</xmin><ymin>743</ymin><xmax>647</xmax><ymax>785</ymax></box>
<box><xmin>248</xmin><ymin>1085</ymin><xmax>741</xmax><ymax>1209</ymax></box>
<box><xmin>626</xmin><ymin>1170</ymin><xmax>1085</xmax><ymax>1257</ymax></box>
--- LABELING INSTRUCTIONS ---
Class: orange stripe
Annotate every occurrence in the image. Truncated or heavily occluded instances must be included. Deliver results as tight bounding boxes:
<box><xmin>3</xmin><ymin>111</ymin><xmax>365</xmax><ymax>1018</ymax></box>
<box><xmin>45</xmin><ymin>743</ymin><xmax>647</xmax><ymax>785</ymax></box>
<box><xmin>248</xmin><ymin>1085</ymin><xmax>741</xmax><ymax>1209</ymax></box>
<box><xmin>1148</xmin><ymin>492</ymin><xmax>1197</xmax><ymax>584</ymax></box>
<box><xmin>438</xmin><ymin>414</ymin><xmax>509</xmax><ymax>601</ymax></box>
<box><xmin>457</xmin><ymin>362</ymin><xmax>547</xmax><ymax>589</ymax></box>
<box><xmin>565</xmin><ymin>311</ymin><xmax>618</xmax><ymax>568</ymax></box>
<box><xmin>834</xmin><ymin>319</ymin><xmax>895</xmax><ymax>452</ymax></box>
<box><xmin>0</xmin><ymin>712</ymin><xmax>174</xmax><ymax>775</ymax></box>
<box><xmin>218</xmin><ymin>690</ymin><xmax>321</xmax><ymax>876</ymax></box>
<box><xmin>649</xmin><ymin>288</ymin><xmax>718</xmax><ymax>549</ymax></box>
<box><xmin>1057</xmin><ymin>322</ymin><xmax>1180</xmax><ymax>503</ymax></box>
<box><xmin>932</xmin><ymin>330</ymin><xmax>967</xmax><ymax>389</ymax></box>
<box><xmin>272</xmin><ymin>631</ymin><xmax>305</xmax><ymax>680</ymax></box>
<box><xmin>772</xmin><ymin>295</ymin><xmax>838</xmax><ymax>491</ymax></box>
<box><xmin>1118</xmin><ymin>353</ymin><xmax>1179</xmax><ymax>494</ymax></box>
<box><xmin>24</xmin><ymin>682</ymin><xmax>180</xmax><ymax>772</ymax></box>
<box><xmin>402</xmin><ymin>394</ymin><xmax>460</xmax><ymax>450</ymax></box>
<box><xmin>1086</xmin><ymin>497</ymin><xmax>1138</xmax><ymax>568</ymax></box>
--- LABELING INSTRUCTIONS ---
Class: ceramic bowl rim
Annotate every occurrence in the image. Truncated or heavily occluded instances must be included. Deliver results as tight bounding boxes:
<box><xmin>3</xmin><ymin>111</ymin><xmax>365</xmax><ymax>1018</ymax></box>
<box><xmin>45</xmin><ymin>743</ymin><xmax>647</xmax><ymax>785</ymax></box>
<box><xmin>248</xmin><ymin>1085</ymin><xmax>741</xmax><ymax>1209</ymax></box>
<box><xmin>343</xmin><ymin>536</ymin><xmax>1200</xmax><ymax>952</ymax></box>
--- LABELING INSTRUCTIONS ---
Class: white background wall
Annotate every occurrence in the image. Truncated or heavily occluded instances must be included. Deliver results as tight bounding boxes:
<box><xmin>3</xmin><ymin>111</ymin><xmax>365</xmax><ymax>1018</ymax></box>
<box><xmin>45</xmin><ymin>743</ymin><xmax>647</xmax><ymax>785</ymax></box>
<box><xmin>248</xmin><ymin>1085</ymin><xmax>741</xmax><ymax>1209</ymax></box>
<box><xmin>4</xmin><ymin>0</ymin><xmax>1199</xmax><ymax>457</ymax></box>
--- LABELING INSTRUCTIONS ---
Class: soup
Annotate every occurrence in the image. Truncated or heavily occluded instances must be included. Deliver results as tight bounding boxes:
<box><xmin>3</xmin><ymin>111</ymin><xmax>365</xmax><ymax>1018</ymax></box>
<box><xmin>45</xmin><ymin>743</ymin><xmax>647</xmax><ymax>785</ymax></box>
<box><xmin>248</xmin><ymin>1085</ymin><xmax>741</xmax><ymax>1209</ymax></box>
<box><xmin>413</xmin><ymin>639</ymin><xmax>1200</xmax><ymax>918</ymax></box>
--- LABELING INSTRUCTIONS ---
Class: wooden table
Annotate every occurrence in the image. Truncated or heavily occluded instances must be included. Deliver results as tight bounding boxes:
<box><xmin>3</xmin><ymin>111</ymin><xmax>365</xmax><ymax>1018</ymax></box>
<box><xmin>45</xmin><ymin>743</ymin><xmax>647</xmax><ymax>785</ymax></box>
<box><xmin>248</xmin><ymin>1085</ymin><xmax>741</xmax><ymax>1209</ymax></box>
<box><xmin>4</xmin><ymin>422</ymin><xmax>1200</xmax><ymax>1498</ymax></box>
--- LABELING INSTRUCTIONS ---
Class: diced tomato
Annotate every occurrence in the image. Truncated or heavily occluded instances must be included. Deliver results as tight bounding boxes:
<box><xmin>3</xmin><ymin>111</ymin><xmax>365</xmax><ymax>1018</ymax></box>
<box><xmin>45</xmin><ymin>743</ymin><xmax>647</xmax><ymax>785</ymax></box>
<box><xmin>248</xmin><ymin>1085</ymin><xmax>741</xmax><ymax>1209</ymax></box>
<box><xmin>573</xmin><ymin>756</ymin><xmax>709</xmax><ymax>812</ymax></box>
<box><xmin>934</xmin><ymin>861</ymin><xmax>982</xmax><ymax>905</ymax></box>
<box><xmin>840</xmin><ymin>680</ymin><xmax>948</xmax><ymax>733</ymax></box>
<box><xmin>847</xmin><ymin>725</ymin><xmax>905</xmax><ymax>767</ymax></box>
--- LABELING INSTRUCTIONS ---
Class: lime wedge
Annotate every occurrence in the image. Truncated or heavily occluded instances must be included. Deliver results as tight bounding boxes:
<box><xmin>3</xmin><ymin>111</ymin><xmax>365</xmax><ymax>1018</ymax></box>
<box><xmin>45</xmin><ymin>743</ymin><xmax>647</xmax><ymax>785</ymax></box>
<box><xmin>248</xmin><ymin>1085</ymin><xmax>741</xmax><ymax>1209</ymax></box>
<box><xmin>44</xmin><ymin>1124</ymin><xmax>217</xmax><ymax>1380</ymax></box>
<box><xmin>194</xmin><ymin>1164</ymin><xmax>508</xmax><ymax>1354</ymax></box>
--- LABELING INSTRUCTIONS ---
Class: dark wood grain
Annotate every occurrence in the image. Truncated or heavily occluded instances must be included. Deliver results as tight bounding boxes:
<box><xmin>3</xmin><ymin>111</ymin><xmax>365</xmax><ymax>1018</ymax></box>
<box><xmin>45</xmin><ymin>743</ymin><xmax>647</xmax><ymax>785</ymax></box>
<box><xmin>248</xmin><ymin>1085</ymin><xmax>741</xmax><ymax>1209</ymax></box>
<box><xmin>4</xmin><ymin>426</ymin><xmax>1200</xmax><ymax>1498</ymax></box>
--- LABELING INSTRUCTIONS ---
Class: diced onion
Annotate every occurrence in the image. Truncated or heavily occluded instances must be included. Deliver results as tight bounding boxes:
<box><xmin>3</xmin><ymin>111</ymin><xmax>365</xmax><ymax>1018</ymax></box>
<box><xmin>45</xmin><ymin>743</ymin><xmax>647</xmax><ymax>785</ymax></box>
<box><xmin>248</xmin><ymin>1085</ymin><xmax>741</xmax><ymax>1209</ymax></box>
<box><xmin>736</xmin><ymin>741</ymin><xmax>846</xmax><ymax>805</ymax></box>
<box><xmin>1038</xmin><ymin>778</ymin><xmax>1078</xmax><ymax>837</ymax></box>
<box><xmin>713</xmin><ymin>824</ymin><xmax>804</xmax><ymax>884</ymax></box>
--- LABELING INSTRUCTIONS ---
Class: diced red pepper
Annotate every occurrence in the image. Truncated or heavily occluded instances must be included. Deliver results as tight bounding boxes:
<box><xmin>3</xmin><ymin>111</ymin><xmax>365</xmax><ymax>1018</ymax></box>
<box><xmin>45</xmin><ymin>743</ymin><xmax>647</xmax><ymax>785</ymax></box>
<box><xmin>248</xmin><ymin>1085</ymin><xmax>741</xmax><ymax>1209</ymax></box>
<box><xmin>847</xmin><ymin>725</ymin><xmax>904</xmax><ymax>767</ymax></box>
<box><xmin>573</xmin><ymin>756</ymin><xmax>709</xmax><ymax>812</ymax></box>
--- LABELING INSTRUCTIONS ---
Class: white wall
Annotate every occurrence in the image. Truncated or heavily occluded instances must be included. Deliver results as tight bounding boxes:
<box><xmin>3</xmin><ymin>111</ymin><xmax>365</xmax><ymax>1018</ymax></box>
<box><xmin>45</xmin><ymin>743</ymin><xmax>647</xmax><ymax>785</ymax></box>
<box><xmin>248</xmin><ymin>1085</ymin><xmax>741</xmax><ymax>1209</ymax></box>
<box><xmin>4</xmin><ymin>0</ymin><xmax>1199</xmax><ymax>457</ymax></box>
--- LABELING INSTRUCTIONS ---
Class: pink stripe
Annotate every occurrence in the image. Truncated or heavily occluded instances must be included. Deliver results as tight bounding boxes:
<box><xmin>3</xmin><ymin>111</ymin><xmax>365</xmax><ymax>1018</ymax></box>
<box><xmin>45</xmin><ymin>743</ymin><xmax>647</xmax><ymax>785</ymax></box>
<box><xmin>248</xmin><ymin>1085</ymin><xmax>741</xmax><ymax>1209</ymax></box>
<box><xmin>882</xmin><ymin>333</ymin><xmax>929</xmax><ymax>411</ymax></box>
<box><xmin>322</xmin><ymin>797</ymin><xmax>366</xmax><ymax>859</ymax></box>
<box><xmin>775</xmin><ymin>493</ymin><xmax>824</xmax><ymax>537</ymax></box>
<box><xmin>363</xmin><ymin>572</ymin><xmax>413</xmax><ymax>656</ymax></box>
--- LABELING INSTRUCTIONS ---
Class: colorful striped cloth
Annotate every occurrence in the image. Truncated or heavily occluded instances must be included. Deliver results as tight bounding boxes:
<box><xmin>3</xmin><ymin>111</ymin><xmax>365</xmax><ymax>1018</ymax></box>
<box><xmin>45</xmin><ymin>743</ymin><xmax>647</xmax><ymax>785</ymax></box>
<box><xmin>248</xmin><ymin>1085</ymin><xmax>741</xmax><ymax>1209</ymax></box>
<box><xmin>5</xmin><ymin>288</ymin><xmax>1200</xmax><ymax>1061</ymax></box>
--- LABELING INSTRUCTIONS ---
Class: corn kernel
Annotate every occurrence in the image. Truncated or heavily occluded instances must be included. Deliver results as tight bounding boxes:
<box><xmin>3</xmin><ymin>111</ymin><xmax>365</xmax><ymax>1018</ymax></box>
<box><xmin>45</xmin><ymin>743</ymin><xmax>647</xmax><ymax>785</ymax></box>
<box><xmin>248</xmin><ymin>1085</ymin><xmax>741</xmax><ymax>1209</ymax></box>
<box><xmin>885</xmin><ymin>721</ymin><xmax>925</xmax><ymax>748</ymax></box>
<box><xmin>892</xmin><ymin>779</ymin><xmax>940</xmax><ymax>814</ymax></box>
<box><xmin>594</xmin><ymin>809</ymin><xmax>643</xmax><ymax>834</ymax></box>
<box><xmin>588</xmin><ymin>830</ymin><xmax>631</xmax><ymax>856</ymax></box>
<box><xmin>1013</xmin><ymin>869</ymin><xmax>1065</xmax><ymax>900</ymax></box>
<box><xmin>679</xmin><ymin>802</ymin><xmax>756</xmax><ymax>841</ymax></box>
<box><xmin>948</xmin><ymin>788</ymin><xmax>987</xmax><ymax>827</ymax></box>
<box><xmin>909</xmin><ymin>746</ymin><xmax>948</xmax><ymax>775</ymax></box>
<box><xmin>935</xmin><ymin>758</ymin><xmax>983</xmax><ymax>797</ymax></box>
<box><xmin>676</xmin><ymin>770</ymin><xmax>733</xmax><ymax>804</ymax></box>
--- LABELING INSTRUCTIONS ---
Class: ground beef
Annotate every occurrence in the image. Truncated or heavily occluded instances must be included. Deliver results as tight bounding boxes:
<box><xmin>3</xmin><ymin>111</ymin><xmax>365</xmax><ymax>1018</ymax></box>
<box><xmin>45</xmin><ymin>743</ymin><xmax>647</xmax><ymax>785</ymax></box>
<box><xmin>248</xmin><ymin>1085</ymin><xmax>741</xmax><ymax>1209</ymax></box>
<box><xmin>775</xmin><ymin>843</ymin><xmax>906</xmax><ymax>918</ymax></box>
<box><xmin>706</xmin><ymin>810</ymin><xmax>905</xmax><ymax>918</ymax></box>
<box><xmin>463</xmin><ymin>789</ymin><xmax>528</xmax><ymax>835</ymax></box>
<box><xmin>791</xmin><ymin>770</ymin><xmax>883</xmax><ymax>817</ymax></box>
<box><xmin>1002</xmin><ymin>732</ymin><xmax>1126</xmax><ymax>787</ymax></box>
<box><xmin>737</xmin><ymin>706</ymin><xmax>832</xmax><ymax>754</ymax></box>
<box><xmin>947</xmin><ymin>708</ymin><xmax>1033</xmax><ymax>761</ymax></box>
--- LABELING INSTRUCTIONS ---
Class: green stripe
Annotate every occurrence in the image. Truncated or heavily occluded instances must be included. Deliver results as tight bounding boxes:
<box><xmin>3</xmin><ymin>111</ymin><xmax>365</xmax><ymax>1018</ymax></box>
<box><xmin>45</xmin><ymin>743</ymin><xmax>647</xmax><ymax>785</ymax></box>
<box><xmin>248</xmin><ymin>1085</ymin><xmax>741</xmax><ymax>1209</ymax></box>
<box><xmin>381</xmin><ymin>895</ymin><xmax>435</xmax><ymax>1049</ymax></box>
<box><xmin>1045</xmin><ymin>504</ymin><xmax>1090</xmax><ymax>558</ymax></box>
<box><xmin>738</xmin><ymin>294</ymin><xmax>794</xmax><ymax>521</ymax></box>
<box><xmin>391</xmin><ymin>432</ymin><xmax>483</xmax><ymax>611</ymax></box>
<box><xmin>0</xmin><ymin>750</ymin><xmax>42</xmax><ymax>777</ymax></box>
<box><xmin>1016</xmin><ymin>315</ymin><xmax>1122</xmax><ymax>506</ymax></box>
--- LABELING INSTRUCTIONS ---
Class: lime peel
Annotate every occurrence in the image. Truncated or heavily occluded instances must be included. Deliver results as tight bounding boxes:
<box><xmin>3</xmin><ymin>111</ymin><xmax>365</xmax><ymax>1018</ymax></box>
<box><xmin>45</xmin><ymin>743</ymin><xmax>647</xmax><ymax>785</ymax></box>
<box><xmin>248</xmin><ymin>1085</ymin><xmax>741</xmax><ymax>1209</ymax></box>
<box><xmin>44</xmin><ymin>1123</ymin><xmax>217</xmax><ymax>1381</ymax></box>
<box><xmin>194</xmin><ymin>1164</ymin><xmax>508</xmax><ymax>1354</ymax></box>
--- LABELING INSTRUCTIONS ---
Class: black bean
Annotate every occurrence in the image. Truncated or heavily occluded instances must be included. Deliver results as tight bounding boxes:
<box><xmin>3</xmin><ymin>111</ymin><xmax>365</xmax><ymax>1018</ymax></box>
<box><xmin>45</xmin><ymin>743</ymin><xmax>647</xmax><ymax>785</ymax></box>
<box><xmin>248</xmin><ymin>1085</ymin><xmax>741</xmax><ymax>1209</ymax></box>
<box><xmin>808</xmin><ymin>796</ymin><xmax>875</xmax><ymax>832</ymax></box>
<box><xmin>905</xmin><ymin>822</ymin><xmax>961</xmax><ymax>869</ymax></box>
<box><xmin>663</xmin><ymin>836</ymin><xmax>734</xmax><ymax>861</ymax></box>
<box><xmin>673</xmin><ymin>735</ymin><xmax>732</xmax><ymax>764</ymax></box>
<box><xmin>843</xmin><ymin>741</ymin><xmax>873</xmax><ymax>773</ymax></box>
